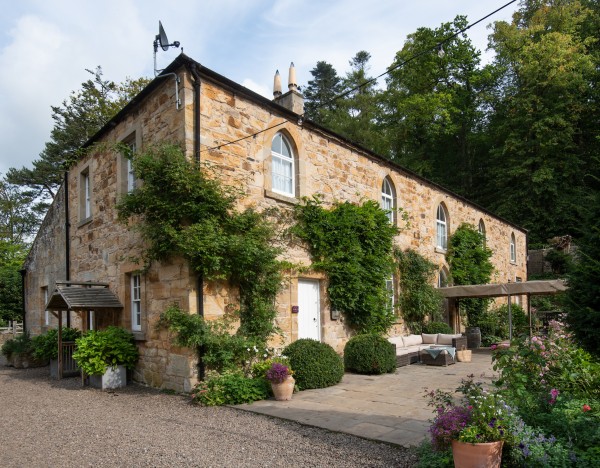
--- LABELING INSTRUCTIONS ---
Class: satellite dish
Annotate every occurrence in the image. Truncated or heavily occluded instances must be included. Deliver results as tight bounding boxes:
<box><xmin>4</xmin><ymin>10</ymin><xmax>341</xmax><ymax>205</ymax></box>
<box><xmin>155</xmin><ymin>21</ymin><xmax>180</xmax><ymax>53</ymax></box>
<box><xmin>158</xmin><ymin>21</ymin><xmax>170</xmax><ymax>51</ymax></box>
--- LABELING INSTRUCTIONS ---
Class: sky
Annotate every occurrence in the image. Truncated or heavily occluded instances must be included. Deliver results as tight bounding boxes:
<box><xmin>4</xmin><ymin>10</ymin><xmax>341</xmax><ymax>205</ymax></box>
<box><xmin>0</xmin><ymin>0</ymin><xmax>517</xmax><ymax>177</ymax></box>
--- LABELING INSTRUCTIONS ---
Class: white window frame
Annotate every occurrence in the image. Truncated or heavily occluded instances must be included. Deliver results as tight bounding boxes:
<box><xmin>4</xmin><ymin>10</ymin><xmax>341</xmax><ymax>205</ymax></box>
<box><xmin>83</xmin><ymin>172</ymin><xmax>91</xmax><ymax>219</ymax></box>
<box><xmin>478</xmin><ymin>219</ymin><xmax>486</xmax><ymax>245</ymax></box>
<box><xmin>436</xmin><ymin>204</ymin><xmax>448</xmax><ymax>250</ymax></box>
<box><xmin>131</xmin><ymin>274</ymin><xmax>142</xmax><ymax>332</ymax></box>
<box><xmin>510</xmin><ymin>233</ymin><xmax>516</xmax><ymax>263</ymax></box>
<box><xmin>381</xmin><ymin>178</ymin><xmax>395</xmax><ymax>224</ymax></box>
<box><xmin>271</xmin><ymin>133</ymin><xmax>295</xmax><ymax>197</ymax></box>
<box><xmin>385</xmin><ymin>276</ymin><xmax>395</xmax><ymax>313</ymax></box>
<box><xmin>43</xmin><ymin>287</ymin><xmax>49</xmax><ymax>326</ymax></box>
<box><xmin>126</xmin><ymin>139</ymin><xmax>137</xmax><ymax>193</ymax></box>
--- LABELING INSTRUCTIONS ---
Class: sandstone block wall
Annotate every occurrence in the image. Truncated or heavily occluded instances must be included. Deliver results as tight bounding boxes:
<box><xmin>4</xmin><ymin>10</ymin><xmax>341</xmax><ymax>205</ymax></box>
<box><xmin>25</xmin><ymin>61</ymin><xmax>528</xmax><ymax>389</ymax></box>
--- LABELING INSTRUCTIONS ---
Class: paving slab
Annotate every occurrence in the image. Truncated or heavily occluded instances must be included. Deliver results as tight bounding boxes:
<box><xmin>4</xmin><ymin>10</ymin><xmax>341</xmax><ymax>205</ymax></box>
<box><xmin>237</xmin><ymin>349</ymin><xmax>496</xmax><ymax>447</ymax></box>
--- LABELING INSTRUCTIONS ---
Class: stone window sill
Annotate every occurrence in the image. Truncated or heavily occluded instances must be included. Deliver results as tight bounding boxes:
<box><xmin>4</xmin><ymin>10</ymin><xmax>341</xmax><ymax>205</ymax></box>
<box><xmin>435</xmin><ymin>247</ymin><xmax>447</xmax><ymax>255</ymax></box>
<box><xmin>77</xmin><ymin>217</ymin><xmax>93</xmax><ymax>228</ymax></box>
<box><xmin>264</xmin><ymin>189</ymin><xmax>299</xmax><ymax>205</ymax></box>
<box><xmin>132</xmin><ymin>331</ymin><xmax>146</xmax><ymax>342</ymax></box>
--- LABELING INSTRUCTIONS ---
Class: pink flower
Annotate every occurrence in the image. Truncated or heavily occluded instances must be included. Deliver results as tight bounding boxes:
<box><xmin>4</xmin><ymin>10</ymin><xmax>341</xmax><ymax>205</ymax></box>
<box><xmin>583</xmin><ymin>404</ymin><xmax>591</xmax><ymax>412</ymax></box>
<box><xmin>491</xmin><ymin>344</ymin><xmax>497</xmax><ymax>350</ymax></box>
<box><xmin>550</xmin><ymin>388</ymin><xmax>560</xmax><ymax>399</ymax></box>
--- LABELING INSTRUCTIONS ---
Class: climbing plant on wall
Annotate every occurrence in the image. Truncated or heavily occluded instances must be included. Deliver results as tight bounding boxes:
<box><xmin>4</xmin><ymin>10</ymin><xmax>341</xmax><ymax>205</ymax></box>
<box><xmin>394</xmin><ymin>248</ymin><xmax>443</xmax><ymax>333</ymax></box>
<box><xmin>292</xmin><ymin>196</ymin><xmax>398</xmax><ymax>334</ymax></box>
<box><xmin>116</xmin><ymin>143</ymin><xmax>285</xmax><ymax>343</ymax></box>
<box><xmin>447</xmin><ymin>223</ymin><xmax>494</xmax><ymax>326</ymax></box>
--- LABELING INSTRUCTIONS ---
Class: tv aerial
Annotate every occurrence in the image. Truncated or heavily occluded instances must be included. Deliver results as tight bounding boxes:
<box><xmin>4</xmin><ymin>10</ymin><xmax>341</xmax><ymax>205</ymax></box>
<box><xmin>153</xmin><ymin>21</ymin><xmax>182</xmax><ymax>108</ymax></box>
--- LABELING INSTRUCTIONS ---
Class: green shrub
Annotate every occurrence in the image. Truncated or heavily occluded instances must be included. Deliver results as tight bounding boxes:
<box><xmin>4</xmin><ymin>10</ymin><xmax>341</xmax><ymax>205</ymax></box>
<box><xmin>191</xmin><ymin>371</ymin><xmax>269</xmax><ymax>406</ymax></box>
<box><xmin>1</xmin><ymin>337</ymin><xmax>18</xmax><ymax>359</ymax></box>
<box><xmin>282</xmin><ymin>339</ymin><xmax>344</xmax><ymax>390</ymax></box>
<box><xmin>73</xmin><ymin>326</ymin><xmax>139</xmax><ymax>375</ymax></box>
<box><xmin>422</xmin><ymin>321</ymin><xmax>453</xmax><ymax>334</ymax></box>
<box><xmin>31</xmin><ymin>327</ymin><xmax>82</xmax><ymax>361</ymax></box>
<box><xmin>2</xmin><ymin>333</ymin><xmax>33</xmax><ymax>359</ymax></box>
<box><xmin>343</xmin><ymin>334</ymin><xmax>396</xmax><ymax>374</ymax></box>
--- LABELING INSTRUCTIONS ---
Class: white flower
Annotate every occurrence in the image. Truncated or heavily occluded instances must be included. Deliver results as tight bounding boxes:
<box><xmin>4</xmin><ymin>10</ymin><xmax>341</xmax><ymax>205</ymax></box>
<box><xmin>263</xmin><ymin>354</ymin><xmax>268</xmax><ymax>358</ymax></box>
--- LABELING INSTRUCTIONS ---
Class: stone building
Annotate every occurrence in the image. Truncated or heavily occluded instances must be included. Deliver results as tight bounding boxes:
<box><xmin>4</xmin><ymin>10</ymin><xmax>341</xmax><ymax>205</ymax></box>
<box><xmin>23</xmin><ymin>54</ymin><xmax>527</xmax><ymax>391</ymax></box>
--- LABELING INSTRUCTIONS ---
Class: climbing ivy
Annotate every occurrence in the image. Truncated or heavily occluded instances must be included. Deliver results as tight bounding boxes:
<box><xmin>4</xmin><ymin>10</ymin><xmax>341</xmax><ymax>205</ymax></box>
<box><xmin>292</xmin><ymin>196</ymin><xmax>398</xmax><ymax>334</ymax></box>
<box><xmin>447</xmin><ymin>223</ymin><xmax>494</xmax><ymax>326</ymax></box>
<box><xmin>116</xmin><ymin>144</ymin><xmax>285</xmax><ymax>343</ymax></box>
<box><xmin>394</xmin><ymin>248</ymin><xmax>443</xmax><ymax>333</ymax></box>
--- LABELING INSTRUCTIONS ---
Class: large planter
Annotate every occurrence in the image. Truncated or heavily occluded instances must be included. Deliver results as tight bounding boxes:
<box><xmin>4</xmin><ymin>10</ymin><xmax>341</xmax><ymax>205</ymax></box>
<box><xmin>452</xmin><ymin>440</ymin><xmax>503</xmax><ymax>468</ymax></box>
<box><xmin>89</xmin><ymin>364</ymin><xmax>127</xmax><ymax>390</ymax></box>
<box><xmin>271</xmin><ymin>375</ymin><xmax>295</xmax><ymax>401</ymax></box>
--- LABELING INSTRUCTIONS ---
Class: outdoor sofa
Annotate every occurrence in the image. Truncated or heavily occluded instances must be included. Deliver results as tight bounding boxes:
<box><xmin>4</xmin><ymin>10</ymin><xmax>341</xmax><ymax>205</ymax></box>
<box><xmin>388</xmin><ymin>333</ymin><xmax>467</xmax><ymax>367</ymax></box>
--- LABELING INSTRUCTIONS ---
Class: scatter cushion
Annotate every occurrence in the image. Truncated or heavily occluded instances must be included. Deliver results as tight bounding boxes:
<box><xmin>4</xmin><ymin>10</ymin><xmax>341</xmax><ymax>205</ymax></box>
<box><xmin>438</xmin><ymin>333</ymin><xmax>463</xmax><ymax>345</ymax></box>
<box><xmin>421</xmin><ymin>333</ymin><xmax>438</xmax><ymax>344</ymax></box>
<box><xmin>403</xmin><ymin>334</ymin><xmax>423</xmax><ymax>347</ymax></box>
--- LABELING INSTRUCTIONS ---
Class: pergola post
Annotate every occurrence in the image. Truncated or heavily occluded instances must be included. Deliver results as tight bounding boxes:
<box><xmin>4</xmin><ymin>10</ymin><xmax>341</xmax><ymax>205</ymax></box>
<box><xmin>57</xmin><ymin>310</ymin><xmax>63</xmax><ymax>379</ymax></box>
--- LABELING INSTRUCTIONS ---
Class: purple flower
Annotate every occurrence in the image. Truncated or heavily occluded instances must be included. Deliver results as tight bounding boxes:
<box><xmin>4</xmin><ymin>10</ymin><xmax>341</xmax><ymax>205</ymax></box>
<box><xmin>266</xmin><ymin>363</ymin><xmax>291</xmax><ymax>384</ymax></box>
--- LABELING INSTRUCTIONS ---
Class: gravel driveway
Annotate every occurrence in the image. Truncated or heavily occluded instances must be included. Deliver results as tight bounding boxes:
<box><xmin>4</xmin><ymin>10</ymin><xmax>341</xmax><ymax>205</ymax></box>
<box><xmin>0</xmin><ymin>365</ymin><xmax>417</xmax><ymax>467</ymax></box>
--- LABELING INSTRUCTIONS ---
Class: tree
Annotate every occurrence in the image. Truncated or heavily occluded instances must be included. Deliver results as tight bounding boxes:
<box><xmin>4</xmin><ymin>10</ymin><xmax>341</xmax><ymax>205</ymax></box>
<box><xmin>380</xmin><ymin>16</ymin><xmax>487</xmax><ymax>198</ymax></box>
<box><xmin>7</xmin><ymin>67</ymin><xmax>150</xmax><ymax>210</ymax></box>
<box><xmin>302</xmin><ymin>61</ymin><xmax>343</xmax><ymax>126</ymax></box>
<box><xmin>0</xmin><ymin>178</ymin><xmax>35</xmax><ymax>323</ymax></box>
<box><xmin>482</xmin><ymin>0</ymin><xmax>597</xmax><ymax>244</ymax></box>
<box><xmin>565</xmin><ymin>180</ymin><xmax>600</xmax><ymax>357</ymax></box>
<box><xmin>336</xmin><ymin>51</ymin><xmax>383</xmax><ymax>152</ymax></box>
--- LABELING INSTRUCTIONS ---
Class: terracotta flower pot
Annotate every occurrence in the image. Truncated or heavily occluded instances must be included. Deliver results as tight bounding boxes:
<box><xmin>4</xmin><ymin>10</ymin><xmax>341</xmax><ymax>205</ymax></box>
<box><xmin>451</xmin><ymin>439</ymin><xmax>503</xmax><ymax>468</ymax></box>
<box><xmin>271</xmin><ymin>375</ymin><xmax>295</xmax><ymax>401</ymax></box>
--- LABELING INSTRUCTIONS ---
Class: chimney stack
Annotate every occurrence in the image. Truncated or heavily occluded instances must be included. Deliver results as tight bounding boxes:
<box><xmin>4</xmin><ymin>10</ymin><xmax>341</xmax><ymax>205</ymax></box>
<box><xmin>272</xmin><ymin>62</ymin><xmax>304</xmax><ymax>115</ymax></box>
<box><xmin>273</xmin><ymin>70</ymin><xmax>282</xmax><ymax>98</ymax></box>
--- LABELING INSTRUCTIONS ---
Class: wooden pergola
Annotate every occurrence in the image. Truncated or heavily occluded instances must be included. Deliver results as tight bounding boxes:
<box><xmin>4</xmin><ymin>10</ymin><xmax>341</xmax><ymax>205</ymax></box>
<box><xmin>438</xmin><ymin>279</ymin><xmax>568</xmax><ymax>339</ymax></box>
<box><xmin>45</xmin><ymin>281</ymin><xmax>123</xmax><ymax>379</ymax></box>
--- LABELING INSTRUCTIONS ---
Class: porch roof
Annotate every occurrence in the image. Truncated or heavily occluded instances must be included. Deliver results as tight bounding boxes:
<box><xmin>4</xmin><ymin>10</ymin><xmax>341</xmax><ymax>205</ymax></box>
<box><xmin>438</xmin><ymin>279</ymin><xmax>567</xmax><ymax>299</ymax></box>
<box><xmin>46</xmin><ymin>282</ymin><xmax>123</xmax><ymax>311</ymax></box>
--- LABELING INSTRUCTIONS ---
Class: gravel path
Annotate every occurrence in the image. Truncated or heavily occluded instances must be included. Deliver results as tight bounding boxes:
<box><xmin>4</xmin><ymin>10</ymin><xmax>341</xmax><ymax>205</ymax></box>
<box><xmin>0</xmin><ymin>365</ymin><xmax>417</xmax><ymax>467</ymax></box>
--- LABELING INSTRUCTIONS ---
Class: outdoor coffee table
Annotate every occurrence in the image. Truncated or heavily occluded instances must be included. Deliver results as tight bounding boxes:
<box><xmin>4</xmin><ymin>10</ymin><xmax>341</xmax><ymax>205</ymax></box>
<box><xmin>421</xmin><ymin>346</ymin><xmax>456</xmax><ymax>366</ymax></box>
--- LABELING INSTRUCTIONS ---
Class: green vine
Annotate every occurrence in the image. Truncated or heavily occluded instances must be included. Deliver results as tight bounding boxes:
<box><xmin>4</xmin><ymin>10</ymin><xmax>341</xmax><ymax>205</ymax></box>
<box><xmin>447</xmin><ymin>223</ymin><xmax>494</xmax><ymax>326</ymax></box>
<box><xmin>394</xmin><ymin>248</ymin><xmax>443</xmax><ymax>333</ymax></box>
<box><xmin>292</xmin><ymin>196</ymin><xmax>398</xmax><ymax>334</ymax></box>
<box><xmin>116</xmin><ymin>144</ymin><xmax>285</xmax><ymax>343</ymax></box>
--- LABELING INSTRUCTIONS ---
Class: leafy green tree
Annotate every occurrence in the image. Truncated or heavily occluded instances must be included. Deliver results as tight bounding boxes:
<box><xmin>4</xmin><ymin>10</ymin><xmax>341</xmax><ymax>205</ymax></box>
<box><xmin>380</xmin><ymin>16</ymin><xmax>488</xmax><ymax>198</ymax></box>
<box><xmin>482</xmin><ymin>0</ymin><xmax>597</xmax><ymax>244</ymax></box>
<box><xmin>0</xmin><ymin>178</ymin><xmax>37</xmax><ymax>323</ymax></box>
<box><xmin>565</xmin><ymin>186</ymin><xmax>600</xmax><ymax>357</ymax></box>
<box><xmin>7</xmin><ymin>67</ymin><xmax>150</xmax><ymax>209</ymax></box>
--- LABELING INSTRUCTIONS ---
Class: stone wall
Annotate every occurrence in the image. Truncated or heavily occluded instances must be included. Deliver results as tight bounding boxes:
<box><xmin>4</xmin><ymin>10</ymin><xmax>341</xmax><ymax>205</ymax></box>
<box><xmin>25</xmin><ymin>61</ymin><xmax>528</xmax><ymax>390</ymax></box>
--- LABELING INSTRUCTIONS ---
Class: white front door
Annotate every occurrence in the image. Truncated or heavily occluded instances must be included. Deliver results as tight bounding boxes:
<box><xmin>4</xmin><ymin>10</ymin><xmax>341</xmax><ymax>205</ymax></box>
<box><xmin>298</xmin><ymin>279</ymin><xmax>321</xmax><ymax>341</ymax></box>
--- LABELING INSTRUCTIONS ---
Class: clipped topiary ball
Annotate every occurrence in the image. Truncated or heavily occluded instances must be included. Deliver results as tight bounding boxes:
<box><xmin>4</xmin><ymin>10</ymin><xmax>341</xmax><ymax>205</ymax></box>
<box><xmin>343</xmin><ymin>334</ymin><xmax>396</xmax><ymax>374</ymax></box>
<box><xmin>282</xmin><ymin>339</ymin><xmax>344</xmax><ymax>390</ymax></box>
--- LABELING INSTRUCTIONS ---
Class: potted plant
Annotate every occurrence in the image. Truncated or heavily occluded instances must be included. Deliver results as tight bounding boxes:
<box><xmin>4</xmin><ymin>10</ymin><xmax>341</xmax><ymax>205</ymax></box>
<box><xmin>265</xmin><ymin>362</ymin><xmax>295</xmax><ymax>401</ymax></box>
<box><xmin>1</xmin><ymin>333</ymin><xmax>45</xmax><ymax>368</ymax></box>
<box><xmin>32</xmin><ymin>327</ymin><xmax>82</xmax><ymax>378</ymax></box>
<box><xmin>427</xmin><ymin>379</ymin><xmax>512</xmax><ymax>468</ymax></box>
<box><xmin>72</xmin><ymin>326</ymin><xmax>139</xmax><ymax>390</ymax></box>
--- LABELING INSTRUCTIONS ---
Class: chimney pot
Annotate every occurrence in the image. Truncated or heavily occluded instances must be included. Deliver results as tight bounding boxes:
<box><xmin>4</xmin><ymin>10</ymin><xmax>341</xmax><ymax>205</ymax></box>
<box><xmin>273</xmin><ymin>70</ymin><xmax>282</xmax><ymax>98</ymax></box>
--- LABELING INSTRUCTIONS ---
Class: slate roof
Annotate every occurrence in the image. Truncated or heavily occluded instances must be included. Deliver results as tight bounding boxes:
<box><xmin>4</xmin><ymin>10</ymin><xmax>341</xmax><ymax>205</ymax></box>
<box><xmin>46</xmin><ymin>283</ymin><xmax>123</xmax><ymax>310</ymax></box>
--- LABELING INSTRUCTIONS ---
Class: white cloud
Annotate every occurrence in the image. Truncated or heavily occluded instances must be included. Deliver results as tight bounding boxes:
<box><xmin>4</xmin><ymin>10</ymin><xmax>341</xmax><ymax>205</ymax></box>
<box><xmin>0</xmin><ymin>0</ymin><xmax>517</xmax><ymax>176</ymax></box>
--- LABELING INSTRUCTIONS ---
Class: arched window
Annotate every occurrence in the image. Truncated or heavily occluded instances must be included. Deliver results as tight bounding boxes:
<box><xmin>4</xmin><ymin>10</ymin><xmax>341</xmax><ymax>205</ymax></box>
<box><xmin>271</xmin><ymin>133</ymin><xmax>295</xmax><ymax>196</ymax></box>
<box><xmin>436</xmin><ymin>204</ymin><xmax>448</xmax><ymax>250</ymax></box>
<box><xmin>510</xmin><ymin>233</ymin><xmax>516</xmax><ymax>263</ymax></box>
<box><xmin>478</xmin><ymin>219</ymin><xmax>486</xmax><ymax>246</ymax></box>
<box><xmin>381</xmin><ymin>177</ymin><xmax>395</xmax><ymax>223</ymax></box>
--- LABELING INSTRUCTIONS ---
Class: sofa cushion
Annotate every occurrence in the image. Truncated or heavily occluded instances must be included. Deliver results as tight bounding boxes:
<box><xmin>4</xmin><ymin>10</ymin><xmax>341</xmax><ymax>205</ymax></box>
<box><xmin>421</xmin><ymin>333</ymin><xmax>438</xmax><ymax>344</ymax></box>
<box><xmin>388</xmin><ymin>336</ymin><xmax>405</xmax><ymax>348</ymax></box>
<box><xmin>403</xmin><ymin>334</ymin><xmax>423</xmax><ymax>347</ymax></box>
<box><xmin>438</xmin><ymin>333</ymin><xmax>463</xmax><ymax>345</ymax></box>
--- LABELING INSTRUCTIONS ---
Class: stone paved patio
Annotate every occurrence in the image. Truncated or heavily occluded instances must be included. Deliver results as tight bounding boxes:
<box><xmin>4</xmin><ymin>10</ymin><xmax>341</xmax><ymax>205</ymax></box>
<box><xmin>238</xmin><ymin>349</ymin><xmax>496</xmax><ymax>447</ymax></box>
